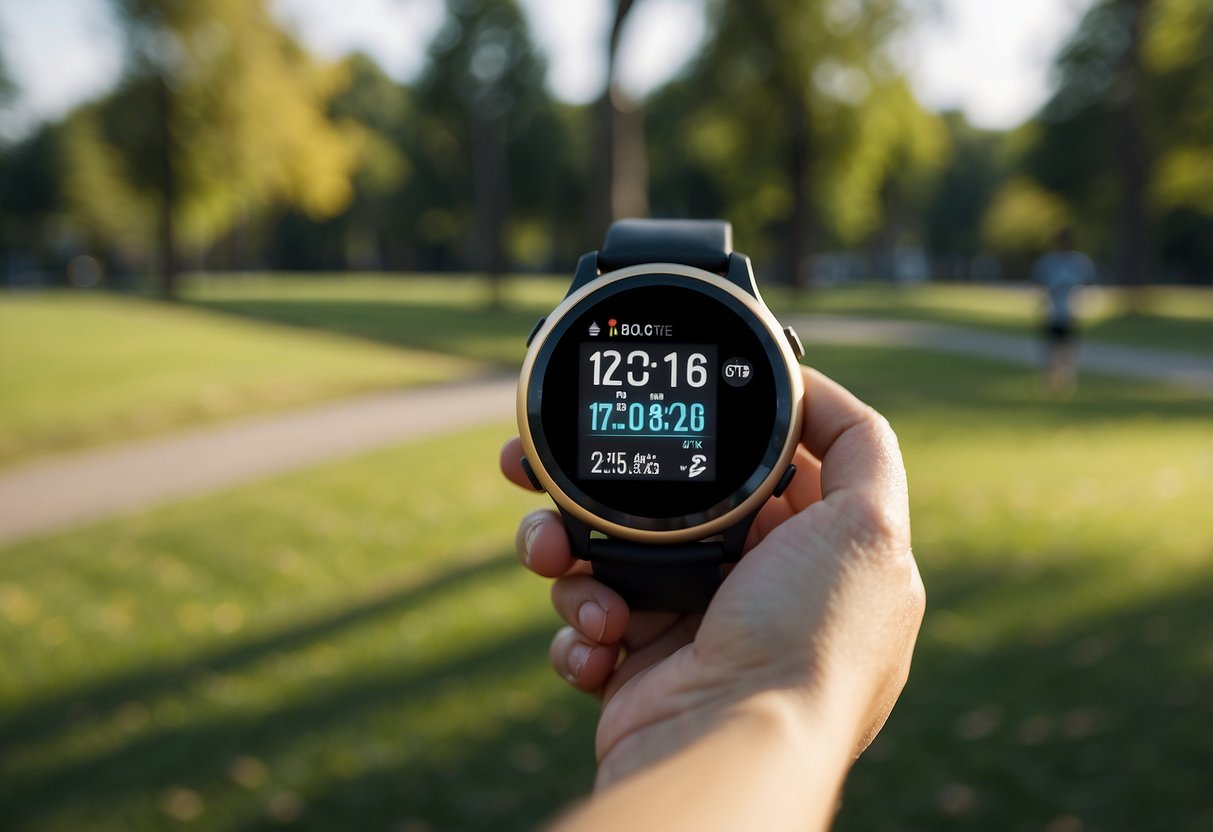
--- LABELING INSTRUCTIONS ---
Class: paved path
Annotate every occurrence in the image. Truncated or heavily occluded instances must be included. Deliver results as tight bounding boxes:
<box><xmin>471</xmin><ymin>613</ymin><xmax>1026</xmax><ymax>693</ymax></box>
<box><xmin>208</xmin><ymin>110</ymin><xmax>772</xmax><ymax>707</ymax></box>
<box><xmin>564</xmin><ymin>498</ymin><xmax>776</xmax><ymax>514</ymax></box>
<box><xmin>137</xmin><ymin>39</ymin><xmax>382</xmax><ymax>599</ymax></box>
<box><xmin>789</xmin><ymin>315</ymin><xmax>1213</xmax><ymax>391</ymax></box>
<box><xmin>1</xmin><ymin>317</ymin><xmax>1209</xmax><ymax>546</ymax></box>
<box><xmin>0</xmin><ymin>376</ymin><xmax>517</xmax><ymax>546</ymax></box>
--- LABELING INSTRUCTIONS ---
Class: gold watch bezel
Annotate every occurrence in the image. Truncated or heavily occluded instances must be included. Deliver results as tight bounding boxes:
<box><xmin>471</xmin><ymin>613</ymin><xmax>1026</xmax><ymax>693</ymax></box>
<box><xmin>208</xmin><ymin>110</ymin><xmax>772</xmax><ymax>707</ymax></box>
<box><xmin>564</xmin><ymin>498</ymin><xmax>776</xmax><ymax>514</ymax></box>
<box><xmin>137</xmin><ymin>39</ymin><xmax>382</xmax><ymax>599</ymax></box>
<box><xmin>517</xmin><ymin>262</ymin><xmax>804</xmax><ymax>545</ymax></box>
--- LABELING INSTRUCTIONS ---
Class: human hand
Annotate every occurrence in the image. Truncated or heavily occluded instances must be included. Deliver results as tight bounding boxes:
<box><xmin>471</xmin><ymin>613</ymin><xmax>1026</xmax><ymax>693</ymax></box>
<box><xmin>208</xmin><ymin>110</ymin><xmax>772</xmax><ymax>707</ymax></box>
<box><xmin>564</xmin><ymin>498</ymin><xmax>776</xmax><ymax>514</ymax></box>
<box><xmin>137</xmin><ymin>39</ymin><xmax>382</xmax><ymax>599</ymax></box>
<box><xmin>500</xmin><ymin>366</ymin><xmax>925</xmax><ymax>789</ymax></box>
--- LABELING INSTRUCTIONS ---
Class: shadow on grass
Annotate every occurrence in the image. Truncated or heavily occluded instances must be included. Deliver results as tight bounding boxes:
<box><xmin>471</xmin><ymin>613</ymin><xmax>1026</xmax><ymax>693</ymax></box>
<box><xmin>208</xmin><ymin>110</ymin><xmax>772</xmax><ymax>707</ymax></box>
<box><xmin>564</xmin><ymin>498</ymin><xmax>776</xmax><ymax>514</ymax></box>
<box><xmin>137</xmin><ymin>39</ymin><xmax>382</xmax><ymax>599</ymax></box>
<box><xmin>3</xmin><ymin>553</ymin><xmax>1209</xmax><ymax>830</ymax></box>
<box><xmin>837</xmin><ymin>557</ymin><xmax>1213</xmax><ymax>832</ymax></box>
<box><xmin>0</xmin><ymin>555</ymin><xmax>515</xmax><ymax>748</ymax></box>
<box><xmin>0</xmin><ymin>622</ymin><xmax>578</xmax><ymax>831</ymax></box>
<box><xmin>189</xmin><ymin>298</ymin><xmax>544</xmax><ymax>368</ymax></box>
<box><xmin>0</xmin><ymin>550</ymin><xmax>598</xmax><ymax>830</ymax></box>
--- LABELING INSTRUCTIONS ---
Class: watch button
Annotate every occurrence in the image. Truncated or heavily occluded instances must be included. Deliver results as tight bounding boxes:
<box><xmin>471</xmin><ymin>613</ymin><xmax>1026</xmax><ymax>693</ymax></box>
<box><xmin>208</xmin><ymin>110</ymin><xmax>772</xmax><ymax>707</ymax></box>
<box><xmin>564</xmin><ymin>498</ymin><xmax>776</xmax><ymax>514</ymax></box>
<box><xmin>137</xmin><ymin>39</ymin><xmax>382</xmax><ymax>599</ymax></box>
<box><xmin>520</xmin><ymin>456</ymin><xmax>545</xmax><ymax>492</ymax></box>
<box><xmin>782</xmin><ymin>325</ymin><xmax>805</xmax><ymax>360</ymax></box>
<box><xmin>772</xmin><ymin>463</ymin><xmax>798</xmax><ymax>498</ymax></box>
<box><xmin>526</xmin><ymin>317</ymin><xmax>546</xmax><ymax>347</ymax></box>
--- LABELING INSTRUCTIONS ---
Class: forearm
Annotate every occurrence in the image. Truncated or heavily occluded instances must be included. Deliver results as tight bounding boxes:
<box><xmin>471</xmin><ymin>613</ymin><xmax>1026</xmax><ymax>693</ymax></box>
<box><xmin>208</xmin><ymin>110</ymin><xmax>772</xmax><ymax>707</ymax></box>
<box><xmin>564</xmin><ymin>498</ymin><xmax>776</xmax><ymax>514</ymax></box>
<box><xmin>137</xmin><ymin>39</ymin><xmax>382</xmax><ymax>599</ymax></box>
<box><xmin>553</xmin><ymin>692</ymin><xmax>855</xmax><ymax>832</ymax></box>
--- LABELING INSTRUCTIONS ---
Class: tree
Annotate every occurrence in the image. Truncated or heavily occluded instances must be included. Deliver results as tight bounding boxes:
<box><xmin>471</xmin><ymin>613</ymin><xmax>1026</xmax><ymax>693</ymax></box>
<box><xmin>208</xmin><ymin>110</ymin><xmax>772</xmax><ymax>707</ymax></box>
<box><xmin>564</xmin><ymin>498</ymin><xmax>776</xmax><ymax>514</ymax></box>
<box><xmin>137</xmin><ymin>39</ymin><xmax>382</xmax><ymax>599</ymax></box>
<box><xmin>588</xmin><ymin>0</ymin><xmax>649</xmax><ymax>241</ymax></box>
<box><xmin>648</xmin><ymin>0</ymin><xmax>932</xmax><ymax>285</ymax></box>
<box><xmin>265</xmin><ymin>52</ymin><xmax>413</xmax><ymax>272</ymax></box>
<box><xmin>1018</xmin><ymin>0</ymin><xmax>1213</xmax><ymax>283</ymax></box>
<box><xmin>922</xmin><ymin>112</ymin><xmax>1004</xmax><ymax>274</ymax></box>
<box><xmin>99</xmin><ymin>0</ymin><xmax>360</xmax><ymax>296</ymax></box>
<box><xmin>414</xmin><ymin>0</ymin><xmax>557</xmax><ymax>302</ymax></box>
<box><xmin>0</xmin><ymin>123</ymin><xmax>71</xmax><ymax>283</ymax></box>
<box><xmin>0</xmin><ymin>42</ymin><xmax>15</xmax><ymax>124</ymax></box>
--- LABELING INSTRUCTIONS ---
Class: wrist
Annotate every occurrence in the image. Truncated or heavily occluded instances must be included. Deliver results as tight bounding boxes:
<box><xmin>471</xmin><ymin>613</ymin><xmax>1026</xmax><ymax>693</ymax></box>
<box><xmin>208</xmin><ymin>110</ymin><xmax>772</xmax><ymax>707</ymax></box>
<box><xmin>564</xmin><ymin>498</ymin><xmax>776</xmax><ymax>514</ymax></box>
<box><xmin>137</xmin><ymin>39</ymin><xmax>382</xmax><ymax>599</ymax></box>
<box><xmin>572</xmin><ymin>690</ymin><xmax>855</xmax><ymax>832</ymax></box>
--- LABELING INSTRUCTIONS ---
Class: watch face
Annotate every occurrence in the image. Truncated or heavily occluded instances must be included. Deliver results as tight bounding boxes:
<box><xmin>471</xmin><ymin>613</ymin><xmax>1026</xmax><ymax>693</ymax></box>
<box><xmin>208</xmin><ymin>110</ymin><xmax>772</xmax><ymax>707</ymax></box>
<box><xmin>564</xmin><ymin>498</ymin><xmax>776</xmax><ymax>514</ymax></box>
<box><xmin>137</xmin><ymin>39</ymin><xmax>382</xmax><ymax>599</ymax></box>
<box><xmin>524</xmin><ymin>272</ymin><xmax>797</xmax><ymax>533</ymax></box>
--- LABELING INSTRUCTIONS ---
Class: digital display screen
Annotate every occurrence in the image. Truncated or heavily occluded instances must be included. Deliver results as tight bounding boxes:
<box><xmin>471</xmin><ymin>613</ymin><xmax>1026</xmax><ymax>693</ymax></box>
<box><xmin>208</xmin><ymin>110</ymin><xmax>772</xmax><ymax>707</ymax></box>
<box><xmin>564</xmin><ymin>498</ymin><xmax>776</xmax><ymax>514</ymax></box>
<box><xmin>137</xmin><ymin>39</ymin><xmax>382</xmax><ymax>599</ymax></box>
<box><xmin>577</xmin><ymin>343</ymin><xmax>718</xmax><ymax>481</ymax></box>
<box><xmin>530</xmin><ymin>277</ymin><xmax>790</xmax><ymax>527</ymax></box>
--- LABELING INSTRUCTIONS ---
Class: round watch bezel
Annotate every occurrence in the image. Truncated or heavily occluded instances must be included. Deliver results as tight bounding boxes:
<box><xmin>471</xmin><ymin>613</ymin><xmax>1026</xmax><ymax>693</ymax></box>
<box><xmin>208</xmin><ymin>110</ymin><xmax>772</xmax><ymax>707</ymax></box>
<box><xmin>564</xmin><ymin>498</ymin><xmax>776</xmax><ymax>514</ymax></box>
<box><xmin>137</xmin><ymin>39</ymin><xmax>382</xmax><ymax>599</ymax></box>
<box><xmin>518</xmin><ymin>263</ymin><xmax>804</xmax><ymax>545</ymax></box>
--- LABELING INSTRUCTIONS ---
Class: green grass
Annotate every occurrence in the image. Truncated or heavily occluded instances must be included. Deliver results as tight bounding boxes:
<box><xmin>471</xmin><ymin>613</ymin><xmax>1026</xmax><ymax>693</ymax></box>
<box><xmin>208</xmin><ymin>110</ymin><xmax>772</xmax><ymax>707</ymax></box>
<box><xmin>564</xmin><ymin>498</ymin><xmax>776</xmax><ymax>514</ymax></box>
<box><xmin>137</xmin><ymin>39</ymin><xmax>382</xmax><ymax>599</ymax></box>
<box><xmin>1</xmin><ymin>345</ymin><xmax>1210</xmax><ymax>831</ymax></box>
<box><xmin>0</xmin><ymin>291</ymin><xmax>484</xmax><ymax>465</ymax></box>
<box><xmin>0</xmin><ymin>424</ymin><xmax>592</xmax><ymax>830</ymax></box>
<box><xmin>772</xmin><ymin>282</ymin><xmax>1213</xmax><ymax>356</ymax></box>
<box><xmin>182</xmin><ymin>272</ymin><xmax>565</xmax><ymax>367</ymax></box>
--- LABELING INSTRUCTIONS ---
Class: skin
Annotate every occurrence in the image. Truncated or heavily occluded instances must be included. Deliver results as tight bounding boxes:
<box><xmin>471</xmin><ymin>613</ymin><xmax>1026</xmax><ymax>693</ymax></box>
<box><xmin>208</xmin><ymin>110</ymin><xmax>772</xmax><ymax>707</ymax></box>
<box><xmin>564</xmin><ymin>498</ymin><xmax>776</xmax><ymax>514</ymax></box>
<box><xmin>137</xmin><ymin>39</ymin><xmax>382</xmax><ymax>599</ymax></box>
<box><xmin>499</xmin><ymin>366</ymin><xmax>925</xmax><ymax>830</ymax></box>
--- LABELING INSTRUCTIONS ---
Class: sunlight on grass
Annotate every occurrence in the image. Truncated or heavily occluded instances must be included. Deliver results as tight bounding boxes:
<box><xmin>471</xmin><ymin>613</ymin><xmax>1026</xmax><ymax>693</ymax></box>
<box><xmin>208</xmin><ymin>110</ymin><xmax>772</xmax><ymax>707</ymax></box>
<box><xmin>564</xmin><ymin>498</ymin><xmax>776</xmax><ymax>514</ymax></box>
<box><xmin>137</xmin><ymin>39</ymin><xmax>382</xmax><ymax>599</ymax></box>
<box><xmin>772</xmin><ymin>282</ymin><xmax>1213</xmax><ymax>355</ymax></box>
<box><xmin>183</xmin><ymin>273</ymin><xmax>567</xmax><ymax>368</ymax></box>
<box><xmin>808</xmin><ymin>347</ymin><xmax>1213</xmax><ymax>832</ymax></box>
<box><xmin>0</xmin><ymin>292</ymin><xmax>485</xmax><ymax>465</ymax></box>
<box><xmin>0</xmin><ymin>424</ymin><xmax>600</xmax><ymax>830</ymax></box>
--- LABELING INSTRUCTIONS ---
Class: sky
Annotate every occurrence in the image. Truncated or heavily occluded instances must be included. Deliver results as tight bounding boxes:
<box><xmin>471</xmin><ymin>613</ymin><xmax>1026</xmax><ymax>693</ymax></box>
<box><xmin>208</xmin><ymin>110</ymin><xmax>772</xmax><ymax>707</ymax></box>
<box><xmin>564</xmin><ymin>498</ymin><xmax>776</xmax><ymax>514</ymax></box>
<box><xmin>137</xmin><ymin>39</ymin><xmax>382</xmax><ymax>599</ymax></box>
<box><xmin>0</xmin><ymin>0</ymin><xmax>1097</xmax><ymax>140</ymax></box>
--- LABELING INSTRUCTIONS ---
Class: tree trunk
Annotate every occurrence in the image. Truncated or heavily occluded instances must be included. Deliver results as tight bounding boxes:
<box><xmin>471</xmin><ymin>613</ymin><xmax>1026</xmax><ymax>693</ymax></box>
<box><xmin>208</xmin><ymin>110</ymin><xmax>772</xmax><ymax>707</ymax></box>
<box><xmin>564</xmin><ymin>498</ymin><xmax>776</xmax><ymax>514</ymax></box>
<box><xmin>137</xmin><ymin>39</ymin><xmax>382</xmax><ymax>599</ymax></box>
<box><xmin>589</xmin><ymin>0</ymin><xmax>639</xmax><ymax>241</ymax></box>
<box><xmin>154</xmin><ymin>73</ymin><xmax>178</xmax><ymax>299</ymax></box>
<box><xmin>611</xmin><ymin>89</ymin><xmax>649</xmax><ymax>221</ymax></box>
<box><xmin>779</xmin><ymin>94</ymin><xmax>812</xmax><ymax>289</ymax></box>
<box><xmin>1115</xmin><ymin>0</ymin><xmax>1150</xmax><ymax>296</ymax></box>
<box><xmin>471</xmin><ymin>104</ymin><xmax>509</xmax><ymax>309</ymax></box>
<box><xmin>589</xmin><ymin>92</ymin><xmax>615</xmax><ymax>242</ymax></box>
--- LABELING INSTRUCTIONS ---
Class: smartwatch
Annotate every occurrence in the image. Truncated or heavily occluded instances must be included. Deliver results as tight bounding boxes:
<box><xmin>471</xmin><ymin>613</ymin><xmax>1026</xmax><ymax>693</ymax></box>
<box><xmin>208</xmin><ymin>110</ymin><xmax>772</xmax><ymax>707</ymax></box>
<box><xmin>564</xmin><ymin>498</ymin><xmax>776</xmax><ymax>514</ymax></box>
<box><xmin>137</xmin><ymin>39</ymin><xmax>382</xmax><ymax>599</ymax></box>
<box><xmin>517</xmin><ymin>219</ymin><xmax>805</xmax><ymax>612</ymax></box>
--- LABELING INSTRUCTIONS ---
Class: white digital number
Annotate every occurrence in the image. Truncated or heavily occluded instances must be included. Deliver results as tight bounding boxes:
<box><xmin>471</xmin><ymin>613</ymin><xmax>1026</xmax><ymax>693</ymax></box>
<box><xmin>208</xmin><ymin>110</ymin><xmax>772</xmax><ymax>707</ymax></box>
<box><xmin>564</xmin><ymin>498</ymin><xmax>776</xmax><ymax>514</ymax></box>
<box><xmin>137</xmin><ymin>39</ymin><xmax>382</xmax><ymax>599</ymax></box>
<box><xmin>626</xmin><ymin>350</ymin><xmax>650</xmax><ymax>386</ymax></box>
<box><xmin>589</xmin><ymin>350</ymin><xmax>622</xmax><ymax>386</ymax></box>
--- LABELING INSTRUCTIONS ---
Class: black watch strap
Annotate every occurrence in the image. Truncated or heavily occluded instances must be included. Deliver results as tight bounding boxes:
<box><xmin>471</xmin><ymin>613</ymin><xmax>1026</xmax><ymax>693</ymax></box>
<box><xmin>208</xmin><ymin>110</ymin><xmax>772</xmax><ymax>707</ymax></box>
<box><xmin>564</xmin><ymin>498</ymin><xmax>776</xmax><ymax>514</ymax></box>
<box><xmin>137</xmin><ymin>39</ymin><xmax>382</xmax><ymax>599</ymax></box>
<box><xmin>585</xmin><ymin>218</ymin><xmax>736</xmax><ymax>611</ymax></box>
<box><xmin>588</xmin><ymin>539</ymin><xmax>726</xmax><ymax>613</ymax></box>
<box><xmin>598</xmin><ymin>218</ymin><xmax>733</xmax><ymax>274</ymax></box>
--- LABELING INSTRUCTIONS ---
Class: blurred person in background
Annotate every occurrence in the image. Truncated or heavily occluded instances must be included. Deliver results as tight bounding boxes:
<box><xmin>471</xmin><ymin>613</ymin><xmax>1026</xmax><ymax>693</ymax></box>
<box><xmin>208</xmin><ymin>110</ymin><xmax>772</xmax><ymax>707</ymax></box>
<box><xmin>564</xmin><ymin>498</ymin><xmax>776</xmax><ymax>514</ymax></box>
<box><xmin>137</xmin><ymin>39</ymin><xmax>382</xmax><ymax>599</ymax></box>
<box><xmin>1032</xmin><ymin>228</ymin><xmax>1095</xmax><ymax>394</ymax></box>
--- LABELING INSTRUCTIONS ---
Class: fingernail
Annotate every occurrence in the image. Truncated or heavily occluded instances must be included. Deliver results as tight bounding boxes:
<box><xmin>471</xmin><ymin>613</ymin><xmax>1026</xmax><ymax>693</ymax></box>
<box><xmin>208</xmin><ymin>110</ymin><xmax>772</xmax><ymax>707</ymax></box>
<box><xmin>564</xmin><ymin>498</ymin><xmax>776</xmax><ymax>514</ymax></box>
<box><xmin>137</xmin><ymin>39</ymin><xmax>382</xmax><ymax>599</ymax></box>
<box><xmin>578</xmin><ymin>601</ymin><xmax>607</xmax><ymax>642</ymax></box>
<box><xmin>567</xmin><ymin>643</ymin><xmax>592</xmax><ymax>682</ymax></box>
<box><xmin>523</xmin><ymin>520</ymin><xmax>543</xmax><ymax>566</ymax></box>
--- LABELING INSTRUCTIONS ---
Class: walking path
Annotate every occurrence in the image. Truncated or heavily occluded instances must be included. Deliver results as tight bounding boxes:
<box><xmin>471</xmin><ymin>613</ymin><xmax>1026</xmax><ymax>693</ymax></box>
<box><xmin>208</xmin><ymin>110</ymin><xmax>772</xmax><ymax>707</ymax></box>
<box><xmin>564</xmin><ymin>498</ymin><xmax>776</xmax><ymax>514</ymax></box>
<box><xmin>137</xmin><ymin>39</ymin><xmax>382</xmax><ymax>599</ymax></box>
<box><xmin>0</xmin><ymin>376</ymin><xmax>516</xmax><ymax>546</ymax></box>
<box><xmin>788</xmin><ymin>315</ymin><xmax>1213</xmax><ymax>390</ymax></box>
<box><xmin>1</xmin><ymin>317</ymin><xmax>1209</xmax><ymax>546</ymax></box>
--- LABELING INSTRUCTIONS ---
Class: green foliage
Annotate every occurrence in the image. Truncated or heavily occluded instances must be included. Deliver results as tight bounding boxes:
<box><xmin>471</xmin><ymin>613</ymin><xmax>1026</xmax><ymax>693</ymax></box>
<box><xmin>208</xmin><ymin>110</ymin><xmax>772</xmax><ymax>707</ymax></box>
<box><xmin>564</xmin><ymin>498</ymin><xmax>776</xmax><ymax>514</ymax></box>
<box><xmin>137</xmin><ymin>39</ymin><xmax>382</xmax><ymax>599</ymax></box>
<box><xmin>4</xmin><ymin>0</ymin><xmax>1210</xmax><ymax>282</ymax></box>
<box><xmin>0</xmin><ymin>123</ymin><xmax>68</xmax><ymax>257</ymax></box>
<box><xmin>649</xmin><ymin>0</ymin><xmax>943</xmax><ymax>276</ymax></box>
<box><xmin>982</xmin><ymin>177</ymin><xmax>1074</xmax><ymax>255</ymax></box>
<box><xmin>826</xmin><ymin>78</ymin><xmax>950</xmax><ymax>244</ymax></box>
<box><xmin>1142</xmin><ymin>0</ymin><xmax>1213</xmax><ymax>213</ymax></box>
<box><xmin>1005</xmin><ymin>0</ymin><xmax>1213</xmax><ymax>277</ymax></box>
<box><xmin>71</xmin><ymin>0</ymin><xmax>361</xmax><ymax>265</ymax></box>
<box><xmin>922</xmin><ymin>113</ymin><xmax>1006</xmax><ymax>260</ymax></box>
<box><xmin>408</xmin><ymin>0</ymin><xmax>585</xmax><ymax>274</ymax></box>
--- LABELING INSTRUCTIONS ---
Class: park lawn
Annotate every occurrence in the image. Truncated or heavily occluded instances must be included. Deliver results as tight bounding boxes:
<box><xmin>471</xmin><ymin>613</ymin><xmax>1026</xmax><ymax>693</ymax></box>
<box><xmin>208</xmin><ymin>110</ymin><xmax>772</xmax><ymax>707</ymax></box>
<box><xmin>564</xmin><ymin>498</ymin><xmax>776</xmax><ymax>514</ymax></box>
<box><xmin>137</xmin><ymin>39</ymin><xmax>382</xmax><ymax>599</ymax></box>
<box><xmin>182</xmin><ymin>272</ymin><xmax>564</xmax><ymax>367</ymax></box>
<box><xmin>0</xmin><ymin>347</ymin><xmax>1210</xmax><ymax>831</ymax></box>
<box><xmin>186</xmin><ymin>274</ymin><xmax>1213</xmax><ymax>360</ymax></box>
<box><xmin>0</xmin><ymin>292</ymin><xmax>484</xmax><ymax>466</ymax></box>
<box><xmin>771</xmin><ymin>281</ymin><xmax>1213</xmax><ymax>356</ymax></box>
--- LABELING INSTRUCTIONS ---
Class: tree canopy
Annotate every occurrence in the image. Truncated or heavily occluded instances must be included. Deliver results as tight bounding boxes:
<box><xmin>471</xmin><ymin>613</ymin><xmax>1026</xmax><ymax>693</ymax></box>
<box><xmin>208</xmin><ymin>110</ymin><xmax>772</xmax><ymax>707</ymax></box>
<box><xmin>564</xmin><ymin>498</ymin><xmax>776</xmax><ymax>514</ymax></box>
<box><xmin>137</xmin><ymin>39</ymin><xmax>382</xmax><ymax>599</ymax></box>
<box><xmin>0</xmin><ymin>0</ymin><xmax>1209</xmax><ymax>286</ymax></box>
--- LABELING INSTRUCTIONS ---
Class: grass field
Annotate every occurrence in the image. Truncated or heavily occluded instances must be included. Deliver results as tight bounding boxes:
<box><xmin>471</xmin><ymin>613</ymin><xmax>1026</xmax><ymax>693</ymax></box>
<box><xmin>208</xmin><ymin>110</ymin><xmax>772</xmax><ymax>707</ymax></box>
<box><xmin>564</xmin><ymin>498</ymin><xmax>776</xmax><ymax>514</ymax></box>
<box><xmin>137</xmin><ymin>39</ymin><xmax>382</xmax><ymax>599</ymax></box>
<box><xmin>183</xmin><ymin>273</ymin><xmax>1213</xmax><ymax>361</ymax></box>
<box><xmin>776</xmin><ymin>282</ymin><xmax>1213</xmax><ymax>356</ymax></box>
<box><xmin>183</xmin><ymin>273</ymin><xmax>561</xmax><ymax>367</ymax></box>
<box><xmin>1</xmin><ymin>322</ymin><xmax>1210</xmax><ymax>831</ymax></box>
<box><xmin>0</xmin><ymin>291</ymin><xmax>483</xmax><ymax>466</ymax></box>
